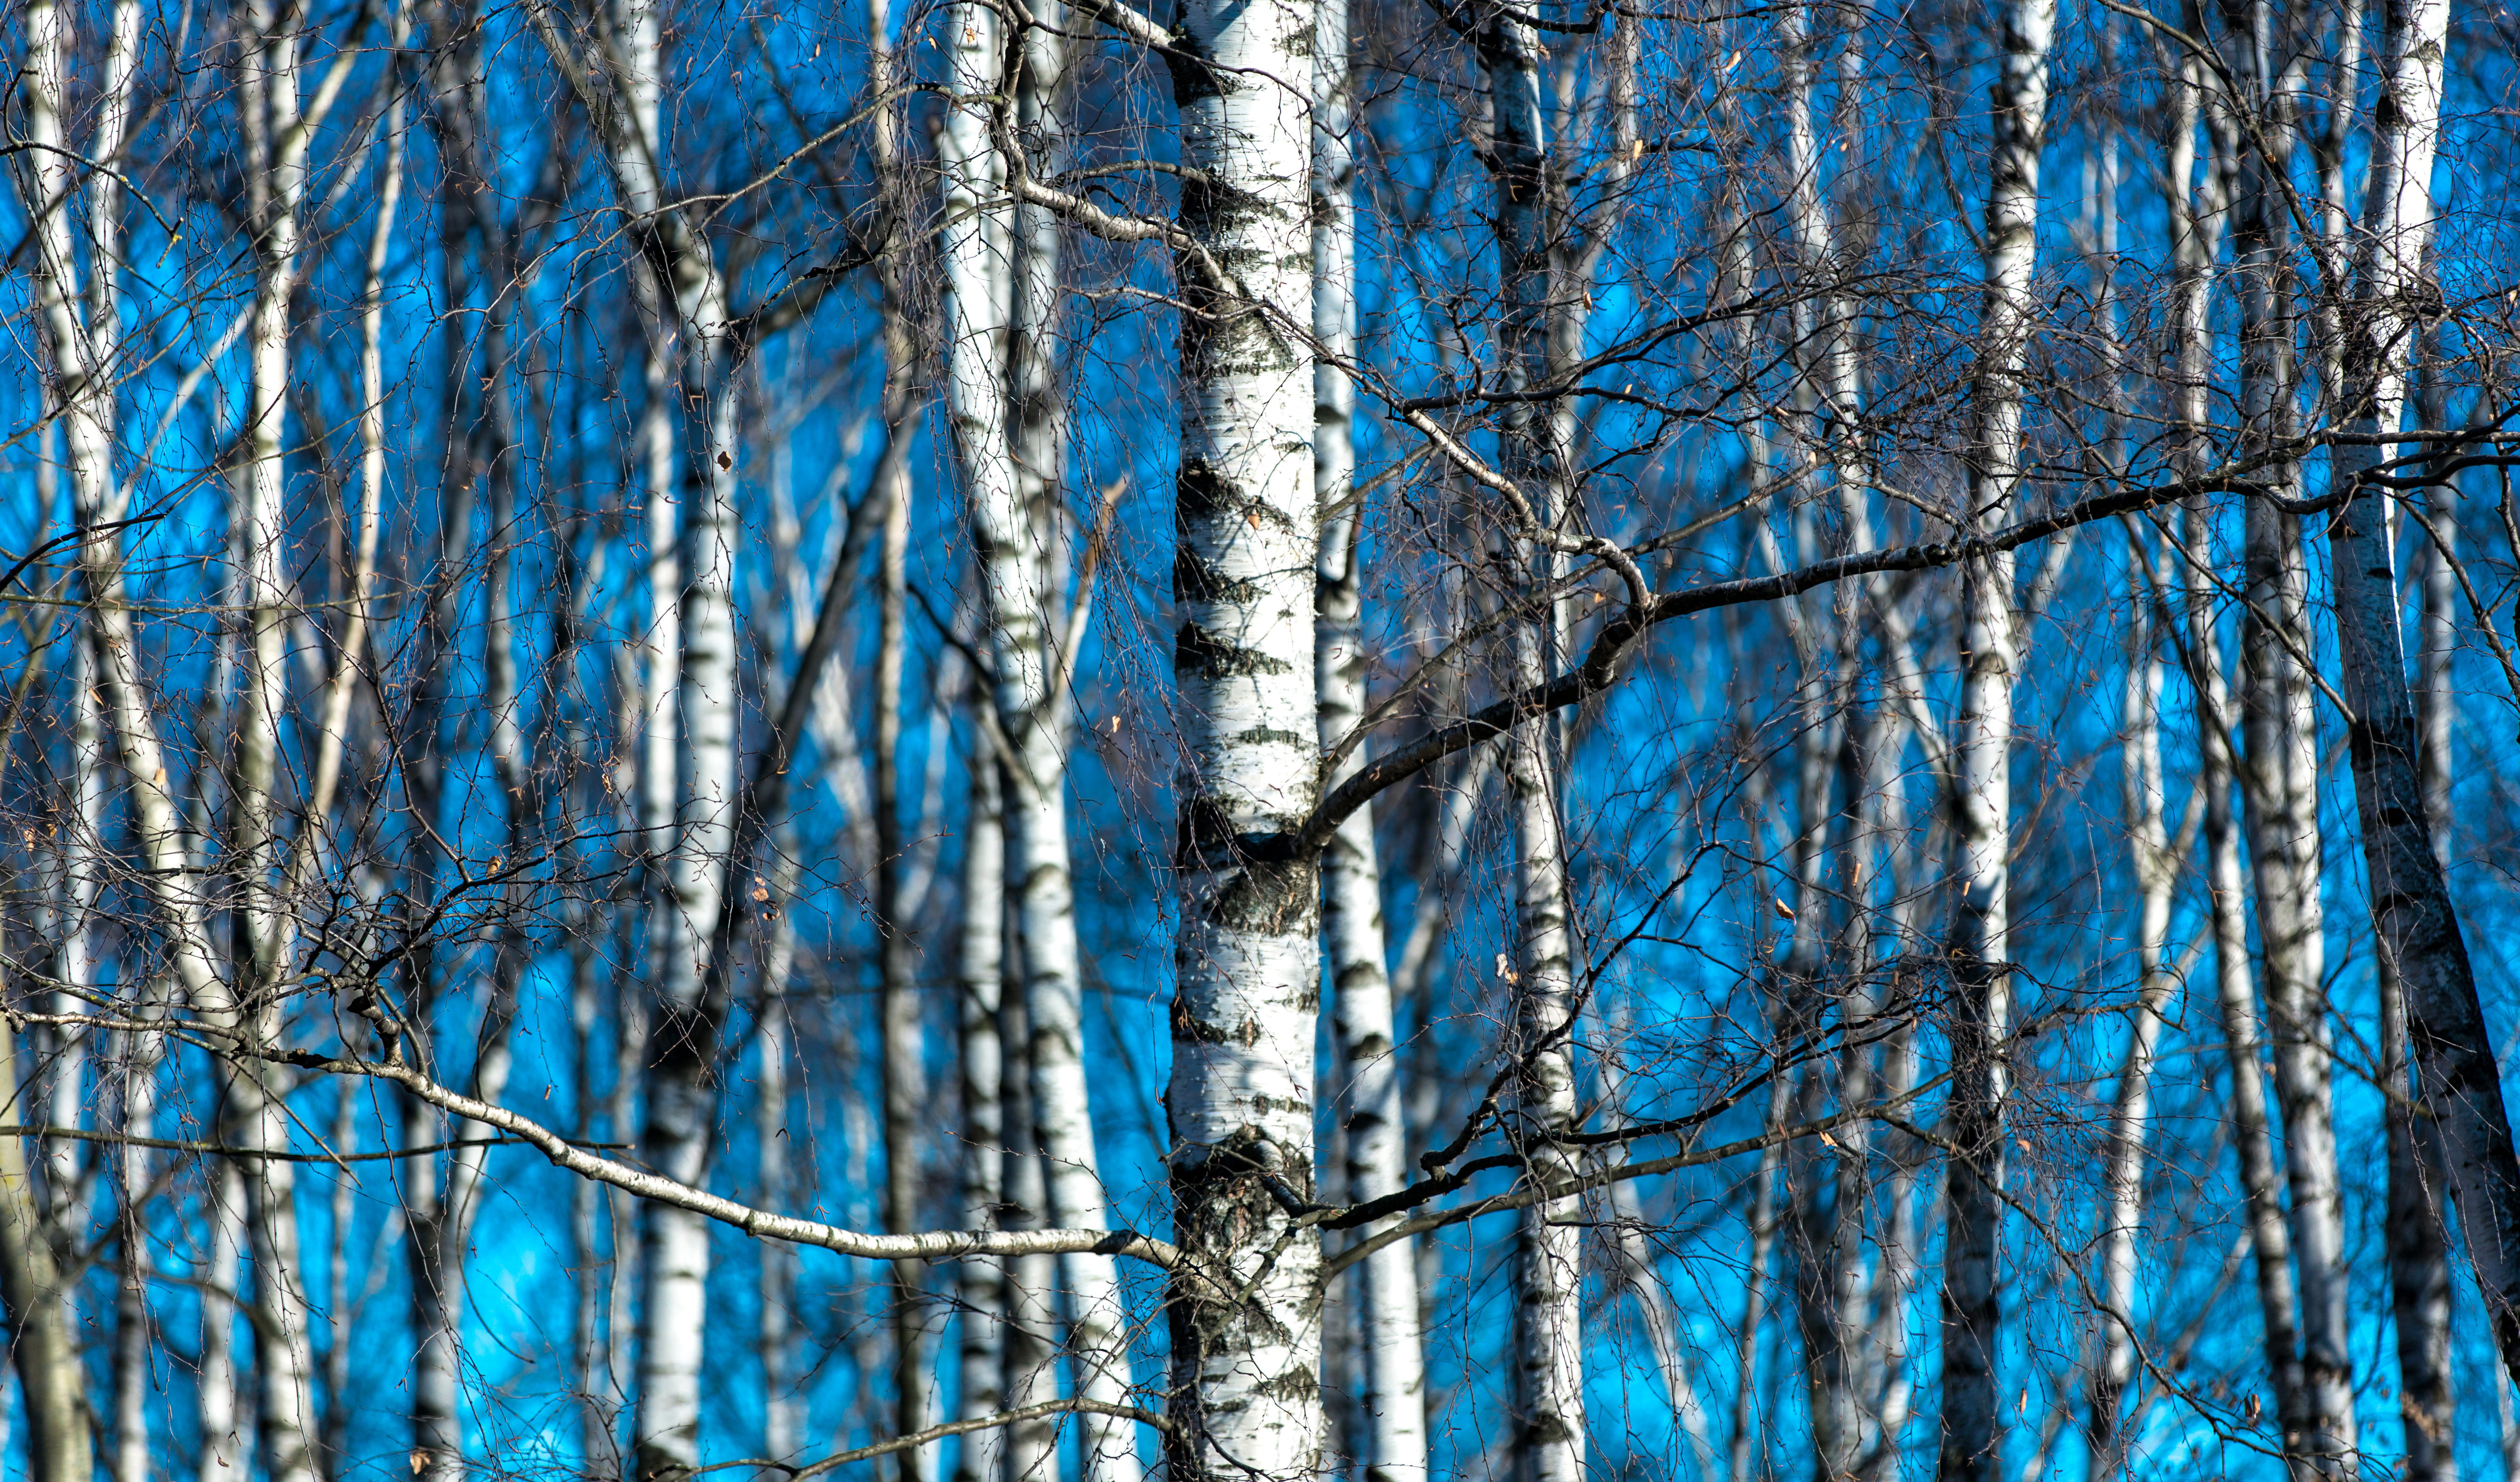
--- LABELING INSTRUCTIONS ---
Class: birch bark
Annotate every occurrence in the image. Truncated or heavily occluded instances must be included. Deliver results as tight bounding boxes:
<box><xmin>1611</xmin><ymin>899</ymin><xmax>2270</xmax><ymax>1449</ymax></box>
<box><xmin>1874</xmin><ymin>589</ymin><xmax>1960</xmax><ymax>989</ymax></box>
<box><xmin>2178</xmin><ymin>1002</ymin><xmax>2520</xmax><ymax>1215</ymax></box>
<box><xmin>999</xmin><ymin>990</ymin><xmax>1061</xmax><ymax>1482</ymax></box>
<box><xmin>2217</xmin><ymin>11</ymin><xmax>2356</xmax><ymax>1469</ymax></box>
<box><xmin>588</xmin><ymin>0</ymin><xmax>749</xmax><ymax>1466</ymax></box>
<box><xmin>1936</xmin><ymin>3</ymin><xmax>2051</xmax><ymax>1476</ymax></box>
<box><xmin>958</xmin><ymin>0</ymin><xmax>1141</xmax><ymax>1466</ymax></box>
<box><xmin>0</xmin><ymin>1019</ymin><xmax>88</xmax><ymax>1482</ymax></box>
<box><xmin>2184</xmin><ymin>507</ymin><xmax>2316</xmax><ymax>1477</ymax></box>
<box><xmin>955</xmin><ymin>764</ymin><xmax>1010</xmax><ymax>1482</ymax></box>
<box><xmin>2084</xmin><ymin>545</ymin><xmax>2178</xmax><ymax>1480</ymax></box>
<box><xmin>10</xmin><ymin>4</ymin><xmax>145</xmax><ymax>1470</ymax></box>
<box><xmin>1162</xmin><ymin>0</ymin><xmax>1322</xmax><ymax>1471</ymax></box>
<box><xmin>1314</xmin><ymin>0</ymin><xmax>1427</xmax><ymax>1469</ymax></box>
<box><xmin>759</xmin><ymin>931</ymin><xmax>800</xmax><ymax>1463</ymax></box>
<box><xmin>875</xmin><ymin>298</ymin><xmax>934</xmax><ymax>1482</ymax></box>
<box><xmin>409</xmin><ymin>56</ymin><xmax>533</xmax><ymax>1468</ymax></box>
<box><xmin>941</xmin><ymin>30</ymin><xmax>1016</xmax><ymax>1475</ymax></box>
<box><xmin>228</xmin><ymin>1</ymin><xmax>353</xmax><ymax>1473</ymax></box>
<box><xmin>1471</xmin><ymin>2</ymin><xmax>1586</xmax><ymax>1474</ymax></box>
<box><xmin>947</xmin><ymin>0</ymin><xmax>1139</xmax><ymax>1461</ymax></box>
<box><xmin>2154</xmin><ymin>40</ymin><xmax>2324</xmax><ymax>1470</ymax></box>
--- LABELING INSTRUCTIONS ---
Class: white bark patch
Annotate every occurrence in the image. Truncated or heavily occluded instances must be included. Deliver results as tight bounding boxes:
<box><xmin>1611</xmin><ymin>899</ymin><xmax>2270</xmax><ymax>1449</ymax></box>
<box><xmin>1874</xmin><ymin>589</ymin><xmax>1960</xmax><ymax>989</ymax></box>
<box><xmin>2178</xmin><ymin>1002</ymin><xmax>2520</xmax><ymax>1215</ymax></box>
<box><xmin>1165</xmin><ymin>0</ymin><xmax>1323</xmax><ymax>1474</ymax></box>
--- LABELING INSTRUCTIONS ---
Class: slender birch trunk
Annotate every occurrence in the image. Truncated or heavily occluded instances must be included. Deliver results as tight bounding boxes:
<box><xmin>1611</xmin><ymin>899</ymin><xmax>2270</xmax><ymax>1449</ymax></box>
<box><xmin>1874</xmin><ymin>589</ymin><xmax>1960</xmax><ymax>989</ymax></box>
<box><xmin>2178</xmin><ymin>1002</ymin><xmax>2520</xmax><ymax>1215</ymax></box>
<box><xmin>2161</xmin><ymin>41</ymin><xmax>2316</xmax><ymax>1469</ymax></box>
<box><xmin>2084</xmin><ymin>546</ymin><xmax>2178</xmax><ymax>1479</ymax></box>
<box><xmin>941</xmin><ymin>35</ymin><xmax>1016</xmax><ymax>1475</ymax></box>
<box><xmin>410</xmin><ymin>76</ymin><xmax>533</xmax><ymax>1468</ymax></box>
<box><xmin>114</xmin><ymin>989</ymin><xmax>162</xmax><ymax>1482</ymax></box>
<box><xmin>11</xmin><ymin>5</ymin><xmax>161</xmax><ymax>1473</ymax></box>
<box><xmin>999</xmin><ymin>988</ymin><xmax>1060</xmax><ymax>1482</ymax></box>
<box><xmin>928</xmin><ymin>0</ymin><xmax>1123</xmax><ymax>1457</ymax></box>
<box><xmin>2384</xmin><ymin>945</ymin><xmax>2459</xmax><ymax>1482</ymax></box>
<box><xmin>1599</xmin><ymin>996</ymin><xmax>1714</xmax><ymax>1474</ymax></box>
<box><xmin>960</xmin><ymin>5</ymin><xmax>1139</xmax><ymax>1468</ymax></box>
<box><xmin>1003</xmin><ymin>21</ymin><xmax>1145</xmax><ymax>1470</ymax></box>
<box><xmin>0</xmin><ymin>1018</ymin><xmax>89</xmax><ymax>1482</ymax></box>
<box><xmin>760</xmin><ymin>931</ymin><xmax>800</xmax><ymax>1462</ymax></box>
<box><xmin>1936</xmin><ymin>5</ymin><xmax>2051</xmax><ymax>1477</ymax></box>
<box><xmin>1777</xmin><ymin>12</ymin><xmax>1879</xmax><ymax>1469</ymax></box>
<box><xmin>585</xmin><ymin>0</ymin><xmax>748</xmax><ymax>1465</ymax></box>
<box><xmin>2217</xmin><ymin>12</ymin><xmax>2356</xmax><ymax>1471</ymax></box>
<box><xmin>1315</xmin><ymin>0</ymin><xmax>1426</xmax><ymax>1467</ymax></box>
<box><xmin>79</xmin><ymin>15</ymin><xmax>148</xmax><ymax>1478</ymax></box>
<box><xmin>1161</xmin><ymin>0</ymin><xmax>1322</xmax><ymax>1469</ymax></box>
<box><xmin>1860</xmin><ymin>786</ymin><xmax>1934</xmax><ymax>1482</ymax></box>
<box><xmin>955</xmin><ymin>764</ymin><xmax>1010</xmax><ymax>1482</ymax></box>
<box><xmin>2329</xmin><ymin>0</ymin><xmax>2520</xmax><ymax>1386</ymax></box>
<box><xmin>2182</xmin><ymin>510</ymin><xmax>2317</xmax><ymax>1481</ymax></box>
<box><xmin>227</xmin><ymin>1</ymin><xmax>360</xmax><ymax>1469</ymax></box>
<box><xmin>2389</xmin><ymin>350</ymin><xmax>2460</xmax><ymax>1482</ymax></box>
<box><xmin>201</xmin><ymin>1162</ymin><xmax>247</xmax><ymax>1481</ymax></box>
<box><xmin>1728</xmin><ymin>1071</ymin><xmax>1791</xmax><ymax>1482</ymax></box>
<box><xmin>1472</xmin><ymin>1</ymin><xmax>1585</xmax><ymax>1473</ymax></box>
<box><xmin>875</xmin><ymin>392</ymin><xmax>935</xmax><ymax>1481</ymax></box>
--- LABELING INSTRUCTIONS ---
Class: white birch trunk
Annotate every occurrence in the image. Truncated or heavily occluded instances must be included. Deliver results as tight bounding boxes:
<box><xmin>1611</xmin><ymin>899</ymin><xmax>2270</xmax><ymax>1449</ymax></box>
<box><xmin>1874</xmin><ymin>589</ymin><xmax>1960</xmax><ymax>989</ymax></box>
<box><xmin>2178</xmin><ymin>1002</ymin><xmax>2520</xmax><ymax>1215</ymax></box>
<box><xmin>1162</xmin><ymin>0</ymin><xmax>1322</xmax><ymax>1470</ymax></box>
<box><xmin>1314</xmin><ymin>0</ymin><xmax>1426</xmax><ymax>1468</ymax></box>
<box><xmin>228</xmin><ymin>5</ymin><xmax>341</xmax><ymax>1471</ymax></box>
<box><xmin>1861</xmin><ymin>792</ymin><xmax>1933</xmax><ymax>1482</ymax></box>
<box><xmin>594</xmin><ymin>0</ymin><xmax>747</xmax><ymax>1465</ymax></box>
<box><xmin>2162</xmin><ymin>52</ymin><xmax>2318</xmax><ymax>1469</ymax></box>
<box><xmin>1599</xmin><ymin>998</ymin><xmax>1714</xmax><ymax>1474</ymax></box>
<box><xmin>414</xmin><ymin>116</ymin><xmax>534</xmax><ymax>1476</ymax></box>
<box><xmin>2217</xmin><ymin>13</ymin><xmax>2355</xmax><ymax>1470</ymax></box>
<box><xmin>1779</xmin><ymin>14</ymin><xmax>1874</xmax><ymax>1468</ymax></box>
<box><xmin>14</xmin><ymin>13</ymin><xmax>160</xmax><ymax>1475</ymax></box>
<box><xmin>1937</xmin><ymin>5</ymin><xmax>2050</xmax><ymax>1477</ymax></box>
<box><xmin>2084</xmin><ymin>549</ymin><xmax>2177</xmax><ymax>1478</ymax></box>
<box><xmin>955</xmin><ymin>764</ymin><xmax>1009</xmax><ymax>1482</ymax></box>
<box><xmin>113</xmin><ymin>986</ymin><xmax>162</xmax><ymax>1482</ymax></box>
<box><xmin>1476</xmin><ymin>3</ymin><xmax>1585</xmax><ymax>1475</ymax></box>
<box><xmin>2184</xmin><ymin>501</ymin><xmax>2313</xmax><ymax>1472</ymax></box>
<box><xmin>1728</xmin><ymin>1072</ymin><xmax>1791</xmax><ymax>1482</ymax></box>
<box><xmin>760</xmin><ymin>947</ymin><xmax>799</xmax><ymax>1463</ymax></box>
<box><xmin>200</xmin><ymin>1162</ymin><xmax>247</xmax><ymax>1482</ymax></box>
<box><xmin>876</xmin><ymin>393</ymin><xmax>937</xmax><ymax>1481</ymax></box>
<box><xmin>957</xmin><ymin>3</ymin><xmax>1139</xmax><ymax>1465</ymax></box>
<box><xmin>0</xmin><ymin>1020</ymin><xmax>89</xmax><ymax>1482</ymax></box>
<box><xmin>999</xmin><ymin>991</ymin><xmax>1061</xmax><ymax>1482</ymax></box>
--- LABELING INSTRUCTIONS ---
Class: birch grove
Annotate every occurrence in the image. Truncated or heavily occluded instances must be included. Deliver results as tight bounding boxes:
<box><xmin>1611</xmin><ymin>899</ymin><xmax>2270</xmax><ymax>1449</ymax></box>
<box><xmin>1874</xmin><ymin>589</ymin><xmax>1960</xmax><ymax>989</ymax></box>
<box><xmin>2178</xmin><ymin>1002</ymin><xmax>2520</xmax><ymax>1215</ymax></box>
<box><xmin>17</xmin><ymin>0</ymin><xmax>2520</xmax><ymax>1479</ymax></box>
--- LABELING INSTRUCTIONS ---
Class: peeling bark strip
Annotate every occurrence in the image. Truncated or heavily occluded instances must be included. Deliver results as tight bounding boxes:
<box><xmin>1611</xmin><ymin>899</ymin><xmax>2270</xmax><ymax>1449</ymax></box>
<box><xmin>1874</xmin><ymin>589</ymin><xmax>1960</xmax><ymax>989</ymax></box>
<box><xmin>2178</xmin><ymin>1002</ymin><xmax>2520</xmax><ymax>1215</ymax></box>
<box><xmin>2329</xmin><ymin>0</ymin><xmax>2520</xmax><ymax>1387</ymax></box>
<box><xmin>1163</xmin><ymin>0</ymin><xmax>1323</xmax><ymax>1470</ymax></box>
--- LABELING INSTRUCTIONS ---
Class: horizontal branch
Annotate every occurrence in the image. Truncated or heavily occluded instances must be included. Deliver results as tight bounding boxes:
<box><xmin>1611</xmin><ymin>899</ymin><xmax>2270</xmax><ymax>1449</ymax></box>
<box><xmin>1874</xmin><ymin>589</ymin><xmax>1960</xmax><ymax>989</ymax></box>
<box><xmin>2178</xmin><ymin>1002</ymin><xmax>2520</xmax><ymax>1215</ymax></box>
<box><xmin>339</xmin><ymin>1054</ymin><xmax>1184</xmax><ymax>1268</ymax></box>
<box><xmin>693</xmin><ymin>1399</ymin><xmax>1175</xmax><ymax>1481</ymax></box>
<box><xmin>1260</xmin><ymin>458</ymin><xmax>2285</xmax><ymax>863</ymax></box>
<box><xmin>0</xmin><ymin>1124</ymin><xmax>624</xmax><ymax>1166</ymax></box>
<box><xmin>7</xmin><ymin>1006</ymin><xmax>1185</xmax><ymax>1271</ymax></box>
<box><xmin>1322</xmin><ymin>1100</ymin><xmax>1928</xmax><ymax>1278</ymax></box>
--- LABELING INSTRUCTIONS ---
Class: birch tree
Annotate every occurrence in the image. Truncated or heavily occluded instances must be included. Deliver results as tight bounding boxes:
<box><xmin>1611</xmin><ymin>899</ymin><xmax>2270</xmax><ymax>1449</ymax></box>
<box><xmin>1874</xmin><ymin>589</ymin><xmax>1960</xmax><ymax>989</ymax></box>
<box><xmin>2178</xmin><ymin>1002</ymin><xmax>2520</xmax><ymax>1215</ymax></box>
<box><xmin>2326</xmin><ymin>0</ymin><xmax>2520</xmax><ymax>1386</ymax></box>
<box><xmin>1938</xmin><ymin>2</ymin><xmax>2053</xmax><ymax>1475</ymax></box>
<box><xmin>14</xmin><ymin>3</ymin><xmax>2520</xmax><ymax>1481</ymax></box>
